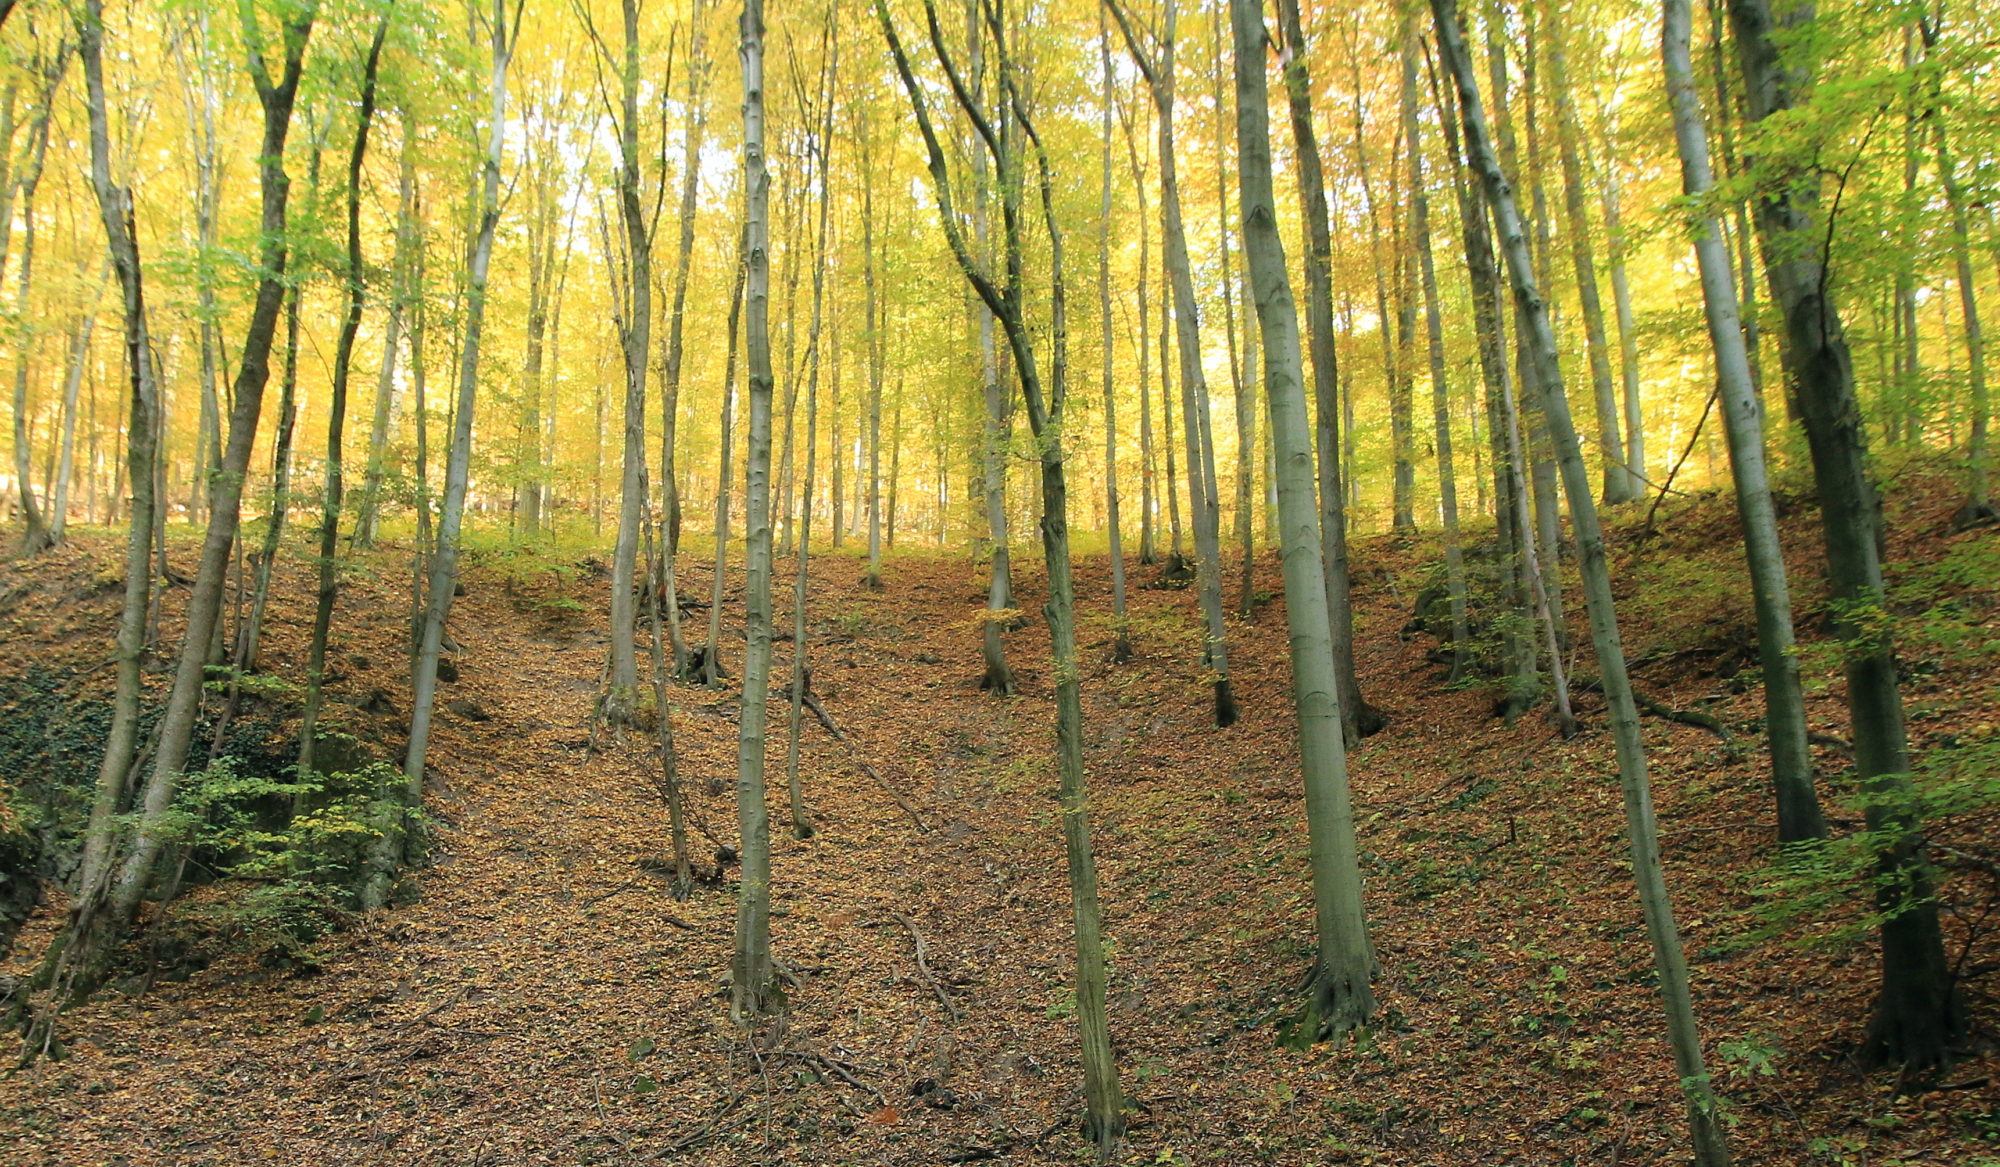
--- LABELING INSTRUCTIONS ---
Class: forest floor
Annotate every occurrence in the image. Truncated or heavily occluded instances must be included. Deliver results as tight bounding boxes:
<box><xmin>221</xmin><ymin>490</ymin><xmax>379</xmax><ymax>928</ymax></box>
<box><xmin>1</xmin><ymin>463</ymin><xmax>1998</xmax><ymax>1166</ymax></box>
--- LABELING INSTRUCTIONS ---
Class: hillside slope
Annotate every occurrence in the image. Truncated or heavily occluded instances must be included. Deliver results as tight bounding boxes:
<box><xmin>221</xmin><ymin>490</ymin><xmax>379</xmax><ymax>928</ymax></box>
<box><xmin>0</xmin><ymin>470</ymin><xmax>1995</xmax><ymax>1165</ymax></box>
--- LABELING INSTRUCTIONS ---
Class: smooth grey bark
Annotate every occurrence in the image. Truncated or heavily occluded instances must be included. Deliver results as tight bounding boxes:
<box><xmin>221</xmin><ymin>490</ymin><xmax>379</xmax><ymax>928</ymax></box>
<box><xmin>731</xmin><ymin>0</ymin><xmax>778</xmax><ymax>1023</ymax></box>
<box><xmin>1231</xmin><ymin>0</ymin><xmax>1376</xmax><ymax>1039</ymax></box>
<box><xmin>862</xmin><ymin>80</ymin><xmax>886</xmax><ymax>589</ymax></box>
<box><xmin>356</xmin><ymin>139</ymin><xmax>415</xmax><ymax>550</ymax></box>
<box><xmin>1276</xmin><ymin>0</ymin><xmax>1381</xmax><ymax>743</ymax></box>
<box><xmin>880</xmin><ymin>0</ymin><xmax>1125</xmax><ymax>1145</ymax></box>
<box><xmin>969</xmin><ymin>1</ymin><xmax>1014</xmax><ymax>697</ymax></box>
<box><xmin>1109</xmin><ymin>0</ymin><xmax>1237</xmax><ymax>727</ymax></box>
<box><xmin>1435</xmin><ymin>53</ymin><xmax>1543</xmax><ymax>719</ymax></box>
<box><xmin>52</xmin><ymin>293</ymin><xmax>100</xmax><ymax>541</ymax></box>
<box><xmin>1433</xmin><ymin>2</ymin><xmax>1729</xmax><ymax>1160</ymax></box>
<box><xmin>1115</xmin><ymin>94</ymin><xmax>1157</xmax><ymax>566</ymax></box>
<box><xmin>54</xmin><ymin>0</ymin><xmax>162</xmax><ymax>1012</ymax></box>
<box><xmin>785</xmin><ymin>23</ymin><xmax>835</xmax><ymax>843</ymax></box>
<box><xmin>1726</xmin><ymin>0</ymin><xmax>1960</xmax><ymax>1070</ymax></box>
<box><xmin>1594</xmin><ymin>142</ymin><xmax>1646</xmax><ymax>492</ymax></box>
<box><xmin>1661</xmin><ymin>0</ymin><xmax>1822</xmax><ymax>844</ymax></box>
<box><xmin>1205</xmin><ymin>5</ymin><xmax>1252</xmax><ymax>618</ymax></box>
<box><xmin>1919</xmin><ymin>18</ymin><xmax>1992</xmax><ymax>524</ymax></box>
<box><xmin>644</xmin><ymin>512</ymin><xmax>694</xmax><ymax>892</ymax></box>
<box><xmin>662</xmin><ymin>0</ymin><xmax>711</xmax><ymax>580</ymax></box>
<box><xmin>8</xmin><ymin>79</ymin><xmax>55</xmax><ymax>556</ymax></box>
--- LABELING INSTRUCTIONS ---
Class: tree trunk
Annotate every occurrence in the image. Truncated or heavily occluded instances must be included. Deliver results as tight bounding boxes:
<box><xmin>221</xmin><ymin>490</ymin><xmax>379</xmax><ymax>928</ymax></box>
<box><xmin>47</xmin><ymin>0</ymin><xmax>162</xmax><ymax>1020</ymax></box>
<box><xmin>1726</xmin><ymin>0</ymin><xmax>1960</xmax><ymax>1071</ymax></box>
<box><xmin>731</xmin><ymin>0</ymin><xmax>778</xmax><ymax>1023</ymax></box>
<box><xmin>1434</xmin><ymin>3</ymin><xmax>1730</xmax><ymax>1158</ymax></box>
<box><xmin>785</xmin><ymin>20</ymin><xmax>836</xmax><ymax>843</ymax></box>
<box><xmin>1402</xmin><ymin>17</ymin><xmax>1470</xmax><ymax>681</ymax></box>
<box><xmin>407</xmin><ymin>0</ymin><xmax>512</xmax><ymax>806</ymax></box>
<box><xmin>1097</xmin><ymin>14</ymin><xmax>1131</xmax><ymax>662</ymax></box>
<box><xmin>9</xmin><ymin>64</ymin><xmax>56</xmax><ymax>557</ymax></box>
<box><xmin>1543</xmin><ymin>0</ymin><xmax>1633</xmax><ymax>503</ymax></box>
<box><xmin>1277</xmin><ymin>0</ymin><xmax>1381</xmax><ymax>743</ymax></box>
<box><xmin>100</xmin><ymin>6</ymin><xmax>317</xmax><ymax>948</ymax></box>
<box><xmin>705</xmin><ymin>228</ymin><xmax>749</xmax><ymax>691</ymax></box>
<box><xmin>356</xmin><ymin>140</ymin><xmax>415</xmax><ymax>550</ymax></box>
<box><xmin>299</xmin><ymin>22</ymin><xmax>387</xmax><ymax>779</ymax></box>
<box><xmin>1113</xmin><ymin>0</ymin><xmax>1237</xmax><ymax>727</ymax></box>
<box><xmin>1661</xmin><ymin>0</ymin><xmax>1822</xmax><ymax>844</ymax></box>
<box><xmin>1232</xmin><ymin>0</ymin><xmax>1377</xmax><ymax>1040</ymax></box>
<box><xmin>605</xmin><ymin>0</ymin><xmax>654</xmax><ymax>728</ymax></box>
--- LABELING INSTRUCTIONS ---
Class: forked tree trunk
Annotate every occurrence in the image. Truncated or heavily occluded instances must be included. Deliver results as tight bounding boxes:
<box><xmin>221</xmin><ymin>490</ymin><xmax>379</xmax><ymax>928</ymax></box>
<box><xmin>94</xmin><ymin>6</ymin><xmax>317</xmax><ymax>959</ymax></box>
<box><xmin>879</xmin><ymin>1</ymin><xmax>1124</xmax><ymax>1145</ymax></box>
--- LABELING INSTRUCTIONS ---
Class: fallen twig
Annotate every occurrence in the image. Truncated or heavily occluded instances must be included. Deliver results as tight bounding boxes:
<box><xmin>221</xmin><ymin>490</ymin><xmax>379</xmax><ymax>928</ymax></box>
<box><xmin>886</xmin><ymin>911</ymin><xmax>961</xmax><ymax>1022</ymax></box>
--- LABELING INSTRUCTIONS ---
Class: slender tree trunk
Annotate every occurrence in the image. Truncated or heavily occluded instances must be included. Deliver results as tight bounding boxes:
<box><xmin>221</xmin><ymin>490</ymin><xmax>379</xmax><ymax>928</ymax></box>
<box><xmin>1727</xmin><ymin>0</ymin><xmax>1960</xmax><ymax>1071</ymax></box>
<box><xmin>102</xmin><ymin>7</ymin><xmax>317</xmax><ymax>943</ymax></box>
<box><xmin>52</xmin><ymin>295</ymin><xmax>99</xmax><ymax>541</ymax></box>
<box><xmin>1402</xmin><ymin>20</ymin><xmax>1470</xmax><ymax>680</ymax></box>
<box><xmin>1543</xmin><ymin>0</ymin><xmax>1633</xmax><ymax>503</ymax></box>
<box><xmin>9</xmin><ymin>69</ymin><xmax>56</xmax><ymax>557</ymax></box>
<box><xmin>356</xmin><ymin>141</ymin><xmax>415</xmax><ymax>550</ymax></box>
<box><xmin>1097</xmin><ymin>15</ymin><xmax>1130</xmax><ymax>662</ymax></box>
<box><xmin>1920</xmin><ymin>20</ymin><xmax>1992</xmax><ymax>524</ymax></box>
<box><xmin>1435</xmin><ymin>49</ymin><xmax>1542</xmax><ymax>719</ymax></box>
<box><xmin>50</xmin><ymin>0</ymin><xmax>162</xmax><ymax>1016</ymax></box>
<box><xmin>706</xmin><ymin>228</ymin><xmax>749</xmax><ymax>690</ymax></box>
<box><xmin>605</xmin><ymin>0</ymin><xmax>654</xmax><ymax>727</ymax></box>
<box><xmin>785</xmin><ymin>23</ymin><xmax>835</xmax><ymax>842</ymax></box>
<box><xmin>1111</xmin><ymin>0</ymin><xmax>1237</xmax><ymax>727</ymax></box>
<box><xmin>1232</xmin><ymin>0</ymin><xmax>1378</xmax><ymax>1041</ymax></box>
<box><xmin>731</xmin><ymin>0</ymin><xmax>779</xmax><ymax>1022</ymax></box>
<box><xmin>299</xmin><ymin>22</ymin><xmax>387</xmax><ymax>779</ymax></box>
<box><xmin>1434</xmin><ymin>4</ymin><xmax>1730</xmax><ymax>1159</ymax></box>
<box><xmin>408</xmin><ymin>0</ymin><xmax>512</xmax><ymax>802</ymax></box>
<box><xmin>1662</xmin><ymin>0</ymin><xmax>1822</xmax><ymax>844</ymax></box>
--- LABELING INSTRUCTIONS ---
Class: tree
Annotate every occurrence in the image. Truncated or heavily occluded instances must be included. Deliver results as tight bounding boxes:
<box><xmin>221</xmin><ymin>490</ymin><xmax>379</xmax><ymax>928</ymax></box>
<box><xmin>1230</xmin><ymin>0</ymin><xmax>1376</xmax><ymax>1040</ymax></box>
<box><xmin>1274</xmin><ymin>0</ymin><xmax>1382</xmax><ymax>743</ymax></box>
<box><xmin>1725</xmin><ymin>0</ymin><xmax>1961</xmax><ymax>1070</ymax></box>
<box><xmin>1661</xmin><ymin>0</ymin><xmax>1822</xmax><ymax>844</ymax></box>
<box><xmin>731</xmin><ymin>0</ymin><xmax>779</xmax><ymax>1023</ymax></box>
<box><xmin>879</xmin><ymin>0</ymin><xmax>1125</xmax><ymax>1145</ymax></box>
<box><xmin>1432</xmin><ymin>0</ymin><xmax>1730</xmax><ymax>1158</ymax></box>
<box><xmin>1108</xmin><ymin>0</ymin><xmax>1238</xmax><ymax>728</ymax></box>
<box><xmin>299</xmin><ymin>18</ymin><xmax>390</xmax><ymax>780</ymax></box>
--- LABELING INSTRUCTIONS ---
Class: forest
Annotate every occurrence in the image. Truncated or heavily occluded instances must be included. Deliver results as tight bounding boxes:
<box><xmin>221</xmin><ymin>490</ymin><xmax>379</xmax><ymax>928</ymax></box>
<box><xmin>0</xmin><ymin>0</ymin><xmax>1996</xmax><ymax>1160</ymax></box>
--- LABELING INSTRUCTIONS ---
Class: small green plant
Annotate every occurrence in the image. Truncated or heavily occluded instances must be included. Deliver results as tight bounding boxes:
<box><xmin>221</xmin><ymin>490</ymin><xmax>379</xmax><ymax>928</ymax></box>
<box><xmin>1718</xmin><ymin>1033</ymin><xmax>1780</xmax><ymax>1080</ymax></box>
<box><xmin>163</xmin><ymin>758</ymin><xmax>411</xmax><ymax>967</ymax></box>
